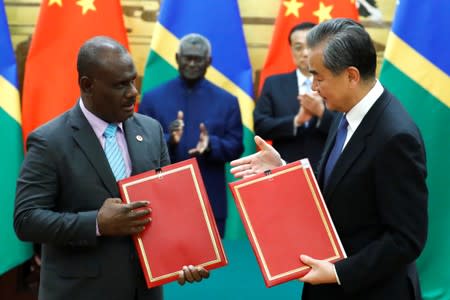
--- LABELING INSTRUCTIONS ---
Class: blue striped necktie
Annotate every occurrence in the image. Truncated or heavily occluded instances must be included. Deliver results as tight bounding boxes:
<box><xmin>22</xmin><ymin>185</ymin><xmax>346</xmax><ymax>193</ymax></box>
<box><xmin>103</xmin><ymin>124</ymin><xmax>126</xmax><ymax>181</ymax></box>
<box><xmin>324</xmin><ymin>116</ymin><xmax>348</xmax><ymax>187</ymax></box>
<box><xmin>304</xmin><ymin>78</ymin><xmax>312</xmax><ymax>92</ymax></box>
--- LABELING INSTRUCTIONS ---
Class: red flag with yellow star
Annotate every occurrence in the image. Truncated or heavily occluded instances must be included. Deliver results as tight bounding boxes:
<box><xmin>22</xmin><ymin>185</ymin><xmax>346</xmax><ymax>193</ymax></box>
<box><xmin>21</xmin><ymin>0</ymin><xmax>128</xmax><ymax>141</ymax></box>
<box><xmin>258</xmin><ymin>0</ymin><xmax>358</xmax><ymax>92</ymax></box>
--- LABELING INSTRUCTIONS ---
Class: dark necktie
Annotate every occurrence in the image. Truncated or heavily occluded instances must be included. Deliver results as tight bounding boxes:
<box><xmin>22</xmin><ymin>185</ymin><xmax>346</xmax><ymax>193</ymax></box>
<box><xmin>103</xmin><ymin>124</ymin><xmax>127</xmax><ymax>181</ymax></box>
<box><xmin>324</xmin><ymin>116</ymin><xmax>348</xmax><ymax>186</ymax></box>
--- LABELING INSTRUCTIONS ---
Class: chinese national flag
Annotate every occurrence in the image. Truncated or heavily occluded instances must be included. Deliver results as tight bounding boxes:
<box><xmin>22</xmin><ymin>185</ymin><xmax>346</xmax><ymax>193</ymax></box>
<box><xmin>258</xmin><ymin>0</ymin><xmax>359</xmax><ymax>93</ymax></box>
<box><xmin>22</xmin><ymin>0</ymin><xmax>129</xmax><ymax>141</ymax></box>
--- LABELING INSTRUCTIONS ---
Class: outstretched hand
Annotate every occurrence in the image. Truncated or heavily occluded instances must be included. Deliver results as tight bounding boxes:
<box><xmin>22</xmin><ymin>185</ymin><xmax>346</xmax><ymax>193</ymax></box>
<box><xmin>230</xmin><ymin>136</ymin><xmax>283</xmax><ymax>178</ymax></box>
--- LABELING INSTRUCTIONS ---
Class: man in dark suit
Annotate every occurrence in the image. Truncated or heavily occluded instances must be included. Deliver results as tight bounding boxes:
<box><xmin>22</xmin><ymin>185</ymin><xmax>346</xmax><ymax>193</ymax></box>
<box><xmin>230</xmin><ymin>19</ymin><xmax>427</xmax><ymax>300</ymax></box>
<box><xmin>254</xmin><ymin>22</ymin><xmax>335</xmax><ymax>169</ymax></box>
<box><xmin>14</xmin><ymin>36</ymin><xmax>208</xmax><ymax>300</ymax></box>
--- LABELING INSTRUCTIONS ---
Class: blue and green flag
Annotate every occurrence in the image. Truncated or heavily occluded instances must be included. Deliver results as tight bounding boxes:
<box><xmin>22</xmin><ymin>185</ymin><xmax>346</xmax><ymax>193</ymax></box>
<box><xmin>380</xmin><ymin>1</ymin><xmax>450</xmax><ymax>299</ymax></box>
<box><xmin>142</xmin><ymin>0</ymin><xmax>255</xmax><ymax>239</ymax></box>
<box><xmin>0</xmin><ymin>0</ymin><xmax>32</xmax><ymax>275</ymax></box>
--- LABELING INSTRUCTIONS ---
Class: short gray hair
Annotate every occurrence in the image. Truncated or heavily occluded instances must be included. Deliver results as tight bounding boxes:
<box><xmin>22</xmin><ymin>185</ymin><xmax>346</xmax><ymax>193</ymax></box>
<box><xmin>306</xmin><ymin>18</ymin><xmax>376</xmax><ymax>80</ymax></box>
<box><xmin>178</xmin><ymin>33</ymin><xmax>212</xmax><ymax>57</ymax></box>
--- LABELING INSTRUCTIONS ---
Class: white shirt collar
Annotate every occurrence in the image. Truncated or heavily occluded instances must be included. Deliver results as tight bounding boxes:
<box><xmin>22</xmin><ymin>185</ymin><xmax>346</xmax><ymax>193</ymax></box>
<box><xmin>346</xmin><ymin>80</ymin><xmax>384</xmax><ymax>134</ymax></box>
<box><xmin>296</xmin><ymin>69</ymin><xmax>313</xmax><ymax>95</ymax></box>
<box><xmin>79</xmin><ymin>97</ymin><xmax>124</xmax><ymax>141</ymax></box>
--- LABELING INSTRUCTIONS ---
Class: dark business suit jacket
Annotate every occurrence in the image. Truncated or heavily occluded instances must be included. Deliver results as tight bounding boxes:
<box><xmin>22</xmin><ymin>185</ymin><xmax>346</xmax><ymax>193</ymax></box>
<box><xmin>302</xmin><ymin>89</ymin><xmax>428</xmax><ymax>300</ymax></box>
<box><xmin>14</xmin><ymin>103</ymin><xmax>170</xmax><ymax>300</ymax></box>
<box><xmin>254</xmin><ymin>71</ymin><xmax>335</xmax><ymax>169</ymax></box>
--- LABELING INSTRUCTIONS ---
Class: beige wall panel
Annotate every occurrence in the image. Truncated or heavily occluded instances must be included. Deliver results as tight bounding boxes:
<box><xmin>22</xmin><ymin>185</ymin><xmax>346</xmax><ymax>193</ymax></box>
<box><xmin>238</xmin><ymin>0</ymin><xmax>279</xmax><ymax>17</ymax></box>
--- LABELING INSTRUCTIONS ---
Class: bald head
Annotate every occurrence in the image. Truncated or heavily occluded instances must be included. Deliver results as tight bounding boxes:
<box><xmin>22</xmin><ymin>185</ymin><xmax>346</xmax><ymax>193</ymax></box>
<box><xmin>77</xmin><ymin>36</ymin><xmax>137</xmax><ymax>123</ymax></box>
<box><xmin>77</xmin><ymin>36</ymin><xmax>128</xmax><ymax>80</ymax></box>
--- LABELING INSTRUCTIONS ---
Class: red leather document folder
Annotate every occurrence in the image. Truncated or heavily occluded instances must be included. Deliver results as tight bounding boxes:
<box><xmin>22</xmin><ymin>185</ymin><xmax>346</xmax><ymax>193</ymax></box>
<box><xmin>229</xmin><ymin>159</ymin><xmax>346</xmax><ymax>287</ymax></box>
<box><xmin>118</xmin><ymin>158</ymin><xmax>227</xmax><ymax>288</ymax></box>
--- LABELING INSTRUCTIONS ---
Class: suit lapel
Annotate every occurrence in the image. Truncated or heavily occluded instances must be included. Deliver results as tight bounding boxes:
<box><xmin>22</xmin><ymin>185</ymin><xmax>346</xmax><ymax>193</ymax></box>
<box><xmin>318</xmin><ymin>114</ymin><xmax>342</xmax><ymax>186</ymax></box>
<box><xmin>286</xmin><ymin>71</ymin><xmax>299</xmax><ymax>93</ymax></box>
<box><xmin>283</xmin><ymin>71</ymin><xmax>300</xmax><ymax>111</ymax></box>
<box><xmin>322</xmin><ymin>91</ymin><xmax>391</xmax><ymax>203</ymax></box>
<box><xmin>69</xmin><ymin>104</ymin><xmax>118</xmax><ymax>195</ymax></box>
<box><xmin>323</xmin><ymin>130</ymin><xmax>366</xmax><ymax>202</ymax></box>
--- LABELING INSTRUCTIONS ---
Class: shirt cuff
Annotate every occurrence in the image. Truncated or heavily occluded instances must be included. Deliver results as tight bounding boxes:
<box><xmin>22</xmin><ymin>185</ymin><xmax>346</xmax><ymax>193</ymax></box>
<box><xmin>96</xmin><ymin>218</ymin><xmax>101</xmax><ymax>236</ymax></box>
<box><xmin>333</xmin><ymin>264</ymin><xmax>341</xmax><ymax>285</ymax></box>
<box><xmin>315</xmin><ymin>118</ymin><xmax>322</xmax><ymax>128</ymax></box>
<box><xmin>293</xmin><ymin>119</ymin><xmax>309</xmax><ymax>135</ymax></box>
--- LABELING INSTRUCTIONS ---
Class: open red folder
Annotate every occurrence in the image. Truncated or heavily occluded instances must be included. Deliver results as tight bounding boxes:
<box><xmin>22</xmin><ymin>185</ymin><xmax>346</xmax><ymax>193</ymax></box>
<box><xmin>229</xmin><ymin>159</ymin><xmax>346</xmax><ymax>287</ymax></box>
<box><xmin>118</xmin><ymin>158</ymin><xmax>227</xmax><ymax>288</ymax></box>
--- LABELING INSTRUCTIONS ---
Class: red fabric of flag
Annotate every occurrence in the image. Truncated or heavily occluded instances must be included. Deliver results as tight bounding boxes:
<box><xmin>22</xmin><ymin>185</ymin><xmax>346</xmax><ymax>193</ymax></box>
<box><xmin>258</xmin><ymin>0</ymin><xmax>359</xmax><ymax>93</ymax></box>
<box><xmin>22</xmin><ymin>0</ymin><xmax>129</xmax><ymax>141</ymax></box>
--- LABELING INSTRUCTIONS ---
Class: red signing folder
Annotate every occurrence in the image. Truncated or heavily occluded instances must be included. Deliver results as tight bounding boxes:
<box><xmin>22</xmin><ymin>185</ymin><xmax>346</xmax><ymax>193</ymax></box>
<box><xmin>118</xmin><ymin>158</ymin><xmax>227</xmax><ymax>288</ymax></box>
<box><xmin>229</xmin><ymin>159</ymin><xmax>346</xmax><ymax>287</ymax></box>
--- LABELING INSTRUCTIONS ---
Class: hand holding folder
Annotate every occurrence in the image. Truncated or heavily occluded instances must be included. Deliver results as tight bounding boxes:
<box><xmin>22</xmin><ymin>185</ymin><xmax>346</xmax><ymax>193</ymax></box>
<box><xmin>229</xmin><ymin>137</ymin><xmax>346</xmax><ymax>287</ymax></box>
<box><xmin>97</xmin><ymin>198</ymin><xmax>151</xmax><ymax>236</ymax></box>
<box><xmin>118</xmin><ymin>158</ymin><xmax>227</xmax><ymax>288</ymax></box>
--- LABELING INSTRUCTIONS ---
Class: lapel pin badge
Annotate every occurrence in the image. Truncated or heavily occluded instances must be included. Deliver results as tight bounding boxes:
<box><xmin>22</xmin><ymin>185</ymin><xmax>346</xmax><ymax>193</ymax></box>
<box><xmin>136</xmin><ymin>135</ymin><xmax>143</xmax><ymax>142</ymax></box>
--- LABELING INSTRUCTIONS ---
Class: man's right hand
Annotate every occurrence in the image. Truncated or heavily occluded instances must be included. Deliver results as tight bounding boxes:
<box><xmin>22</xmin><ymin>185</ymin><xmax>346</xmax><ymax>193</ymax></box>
<box><xmin>230</xmin><ymin>136</ymin><xmax>283</xmax><ymax>178</ymax></box>
<box><xmin>169</xmin><ymin>110</ymin><xmax>184</xmax><ymax>145</ymax></box>
<box><xmin>97</xmin><ymin>198</ymin><xmax>151</xmax><ymax>236</ymax></box>
<box><xmin>299</xmin><ymin>92</ymin><xmax>325</xmax><ymax>118</ymax></box>
<box><xmin>294</xmin><ymin>102</ymin><xmax>313</xmax><ymax>127</ymax></box>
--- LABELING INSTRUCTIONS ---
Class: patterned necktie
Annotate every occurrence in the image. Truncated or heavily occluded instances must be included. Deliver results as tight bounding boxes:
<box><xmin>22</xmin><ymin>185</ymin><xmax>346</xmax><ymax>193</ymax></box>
<box><xmin>103</xmin><ymin>124</ymin><xmax>126</xmax><ymax>181</ymax></box>
<box><xmin>324</xmin><ymin>116</ymin><xmax>348</xmax><ymax>187</ymax></box>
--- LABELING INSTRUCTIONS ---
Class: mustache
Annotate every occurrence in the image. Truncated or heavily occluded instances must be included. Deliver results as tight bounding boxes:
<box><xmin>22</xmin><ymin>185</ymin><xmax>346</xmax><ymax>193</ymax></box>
<box><xmin>123</xmin><ymin>98</ymin><xmax>136</xmax><ymax>106</ymax></box>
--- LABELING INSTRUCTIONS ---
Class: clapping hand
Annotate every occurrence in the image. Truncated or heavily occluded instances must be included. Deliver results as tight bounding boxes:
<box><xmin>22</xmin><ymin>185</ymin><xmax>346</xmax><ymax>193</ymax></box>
<box><xmin>169</xmin><ymin>110</ymin><xmax>184</xmax><ymax>145</ymax></box>
<box><xmin>188</xmin><ymin>123</ymin><xmax>210</xmax><ymax>156</ymax></box>
<box><xmin>298</xmin><ymin>92</ymin><xmax>325</xmax><ymax>118</ymax></box>
<box><xmin>294</xmin><ymin>104</ymin><xmax>313</xmax><ymax>127</ymax></box>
